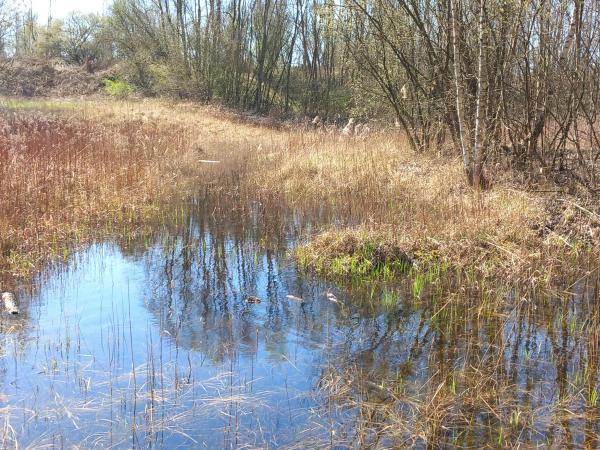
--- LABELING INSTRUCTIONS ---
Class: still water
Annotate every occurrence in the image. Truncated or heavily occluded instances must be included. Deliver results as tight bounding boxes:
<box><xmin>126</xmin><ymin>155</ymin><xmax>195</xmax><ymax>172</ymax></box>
<box><xmin>1</xmin><ymin>197</ymin><xmax>599</xmax><ymax>448</ymax></box>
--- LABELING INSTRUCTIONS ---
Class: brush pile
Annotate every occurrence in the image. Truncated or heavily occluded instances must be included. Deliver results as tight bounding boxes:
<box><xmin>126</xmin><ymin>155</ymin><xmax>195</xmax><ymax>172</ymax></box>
<box><xmin>0</xmin><ymin>58</ymin><xmax>105</xmax><ymax>97</ymax></box>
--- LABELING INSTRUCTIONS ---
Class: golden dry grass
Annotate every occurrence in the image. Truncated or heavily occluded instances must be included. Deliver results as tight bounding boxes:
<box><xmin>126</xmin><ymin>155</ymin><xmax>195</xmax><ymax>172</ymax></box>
<box><xmin>0</xmin><ymin>101</ymin><xmax>194</xmax><ymax>277</ymax></box>
<box><xmin>1</xmin><ymin>97</ymin><xmax>597</xmax><ymax>283</ymax></box>
<box><xmin>244</xmin><ymin>124</ymin><xmax>597</xmax><ymax>283</ymax></box>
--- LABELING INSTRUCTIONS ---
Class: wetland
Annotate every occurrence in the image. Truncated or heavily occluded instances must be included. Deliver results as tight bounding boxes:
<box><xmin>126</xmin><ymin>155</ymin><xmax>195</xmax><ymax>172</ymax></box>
<box><xmin>0</xmin><ymin>99</ymin><xmax>599</xmax><ymax>448</ymax></box>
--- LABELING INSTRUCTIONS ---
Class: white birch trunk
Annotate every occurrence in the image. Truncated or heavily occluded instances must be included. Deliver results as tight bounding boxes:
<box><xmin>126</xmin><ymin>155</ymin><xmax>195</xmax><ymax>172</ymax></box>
<box><xmin>472</xmin><ymin>0</ymin><xmax>485</xmax><ymax>187</ymax></box>
<box><xmin>450</xmin><ymin>0</ymin><xmax>469</xmax><ymax>172</ymax></box>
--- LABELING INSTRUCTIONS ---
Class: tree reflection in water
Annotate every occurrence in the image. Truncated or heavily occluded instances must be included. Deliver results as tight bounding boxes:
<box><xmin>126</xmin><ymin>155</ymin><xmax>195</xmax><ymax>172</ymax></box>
<box><xmin>0</xmin><ymin>194</ymin><xmax>598</xmax><ymax>448</ymax></box>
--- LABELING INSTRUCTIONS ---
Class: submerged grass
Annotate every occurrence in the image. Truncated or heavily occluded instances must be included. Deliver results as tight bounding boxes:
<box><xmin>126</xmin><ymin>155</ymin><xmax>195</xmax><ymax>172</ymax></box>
<box><xmin>0</xmin><ymin>317</ymin><xmax>271</xmax><ymax>448</ymax></box>
<box><xmin>310</xmin><ymin>275</ymin><xmax>600</xmax><ymax>448</ymax></box>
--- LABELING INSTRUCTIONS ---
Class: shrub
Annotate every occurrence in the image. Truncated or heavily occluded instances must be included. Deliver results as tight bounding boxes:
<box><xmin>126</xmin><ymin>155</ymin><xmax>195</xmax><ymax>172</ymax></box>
<box><xmin>103</xmin><ymin>78</ymin><xmax>134</xmax><ymax>97</ymax></box>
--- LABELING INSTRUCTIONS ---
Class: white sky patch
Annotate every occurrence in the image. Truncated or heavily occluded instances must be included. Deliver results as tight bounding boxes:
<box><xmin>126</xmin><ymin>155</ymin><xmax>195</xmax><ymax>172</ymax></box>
<box><xmin>29</xmin><ymin>0</ymin><xmax>106</xmax><ymax>21</ymax></box>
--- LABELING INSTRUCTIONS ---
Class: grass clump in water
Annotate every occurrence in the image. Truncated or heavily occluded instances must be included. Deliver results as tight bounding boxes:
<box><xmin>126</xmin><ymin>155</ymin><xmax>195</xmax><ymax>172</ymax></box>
<box><xmin>296</xmin><ymin>229</ymin><xmax>413</xmax><ymax>280</ymax></box>
<box><xmin>295</xmin><ymin>221</ymin><xmax>598</xmax><ymax>286</ymax></box>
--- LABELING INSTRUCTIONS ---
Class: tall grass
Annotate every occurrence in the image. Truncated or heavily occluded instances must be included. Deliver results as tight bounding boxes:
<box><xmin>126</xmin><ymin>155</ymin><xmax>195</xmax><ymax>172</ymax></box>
<box><xmin>0</xmin><ymin>104</ymin><xmax>203</xmax><ymax>278</ymax></box>
<box><xmin>1</xmin><ymin>97</ymin><xmax>597</xmax><ymax>285</ymax></box>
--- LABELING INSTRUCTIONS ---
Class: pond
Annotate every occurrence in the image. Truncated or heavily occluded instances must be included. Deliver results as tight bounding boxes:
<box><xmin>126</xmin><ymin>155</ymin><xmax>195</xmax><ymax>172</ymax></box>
<box><xmin>1</xmin><ymin>155</ymin><xmax>600</xmax><ymax>449</ymax></box>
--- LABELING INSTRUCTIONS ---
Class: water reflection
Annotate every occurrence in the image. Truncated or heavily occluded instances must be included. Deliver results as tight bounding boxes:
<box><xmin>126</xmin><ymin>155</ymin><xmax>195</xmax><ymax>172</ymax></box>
<box><xmin>0</xmin><ymin>195</ymin><xmax>599</xmax><ymax>448</ymax></box>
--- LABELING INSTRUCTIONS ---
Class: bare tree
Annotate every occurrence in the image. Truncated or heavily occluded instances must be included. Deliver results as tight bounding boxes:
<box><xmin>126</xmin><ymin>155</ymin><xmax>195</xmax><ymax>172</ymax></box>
<box><xmin>62</xmin><ymin>13</ymin><xmax>104</xmax><ymax>65</ymax></box>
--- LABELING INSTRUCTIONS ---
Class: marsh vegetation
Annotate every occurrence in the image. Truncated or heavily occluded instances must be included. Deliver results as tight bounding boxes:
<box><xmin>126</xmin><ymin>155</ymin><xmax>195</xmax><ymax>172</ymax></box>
<box><xmin>0</xmin><ymin>99</ymin><xmax>597</xmax><ymax>448</ymax></box>
<box><xmin>1</xmin><ymin>0</ymin><xmax>600</xmax><ymax>447</ymax></box>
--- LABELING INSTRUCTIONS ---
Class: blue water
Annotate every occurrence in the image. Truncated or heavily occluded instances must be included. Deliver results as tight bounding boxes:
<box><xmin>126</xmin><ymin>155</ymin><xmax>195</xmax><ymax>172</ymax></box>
<box><xmin>0</xmin><ymin>200</ymin><xmax>598</xmax><ymax>449</ymax></box>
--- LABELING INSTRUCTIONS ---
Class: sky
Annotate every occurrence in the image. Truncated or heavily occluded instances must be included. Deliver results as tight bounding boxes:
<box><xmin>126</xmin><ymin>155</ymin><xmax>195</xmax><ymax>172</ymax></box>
<box><xmin>29</xmin><ymin>0</ymin><xmax>106</xmax><ymax>21</ymax></box>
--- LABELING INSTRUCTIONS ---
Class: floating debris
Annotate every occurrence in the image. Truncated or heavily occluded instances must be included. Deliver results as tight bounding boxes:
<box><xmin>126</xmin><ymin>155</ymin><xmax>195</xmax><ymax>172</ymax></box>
<box><xmin>2</xmin><ymin>292</ymin><xmax>19</xmax><ymax>315</ymax></box>
<box><xmin>286</xmin><ymin>295</ymin><xmax>304</xmax><ymax>303</ymax></box>
<box><xmin>246</xmin><ymin>295</ymin><xmax>262</xmax><ymax>304</ymax></box>
<box><xmin>326</xmin><ymin>292</ymin><xmax>340</xmax><ymax>304</ymax></box>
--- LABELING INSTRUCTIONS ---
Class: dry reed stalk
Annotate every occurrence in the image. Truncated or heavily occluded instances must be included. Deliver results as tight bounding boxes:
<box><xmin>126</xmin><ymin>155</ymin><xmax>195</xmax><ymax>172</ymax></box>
<box><xmin>1</xmin><ymin>98</ymin><xmax>597</xmax><ymax>285</ymax></box>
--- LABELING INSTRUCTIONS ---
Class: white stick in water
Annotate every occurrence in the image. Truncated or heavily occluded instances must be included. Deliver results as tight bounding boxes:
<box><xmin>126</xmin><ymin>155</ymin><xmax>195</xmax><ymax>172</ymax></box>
<box><xmin>2</xmin><ymin>292</ymin><xmax>19</xmax><ymax>315</ymax></box>
<box><xmin>286</xmin><ymin>295</ymin><xmax>304</xmax><ymax>303</ymax></box>
<box><xmin>326</xmin><ymin>292</ymin><xmax>340</xmax><ymax>304</ymax></box>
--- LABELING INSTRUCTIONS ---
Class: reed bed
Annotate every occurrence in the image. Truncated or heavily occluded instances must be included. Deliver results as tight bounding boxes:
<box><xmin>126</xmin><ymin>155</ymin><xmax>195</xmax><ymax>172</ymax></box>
<box><xmin>0</xmin><ymin>102</ymin><xmax>202</xmax><ymax>278</ymax></box>
<box><xmin>0</xmin><ymin>98</ymin><xmax>289</xmax><ymax>280</ymax></box>
<box><xmin>1</xmin><ymin>97</ymin><xmax>597</xmax><ymax>284</ymax></box>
